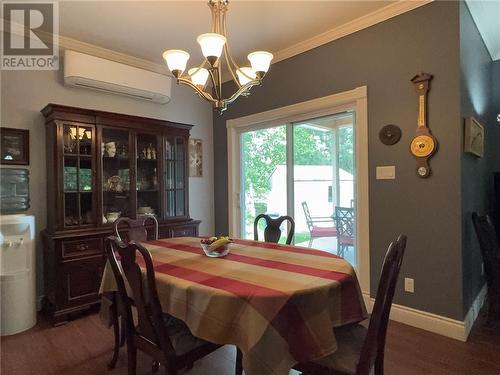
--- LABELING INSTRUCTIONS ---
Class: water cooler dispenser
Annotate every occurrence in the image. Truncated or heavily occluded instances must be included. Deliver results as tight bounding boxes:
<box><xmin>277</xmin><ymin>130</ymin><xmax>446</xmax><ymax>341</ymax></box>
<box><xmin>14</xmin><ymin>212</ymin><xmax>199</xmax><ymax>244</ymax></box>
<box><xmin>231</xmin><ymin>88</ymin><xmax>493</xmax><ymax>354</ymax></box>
<box><xmin>0</xmin><ymin>214</ymin><xmax>36</xmax><ymax>336</ymax></box>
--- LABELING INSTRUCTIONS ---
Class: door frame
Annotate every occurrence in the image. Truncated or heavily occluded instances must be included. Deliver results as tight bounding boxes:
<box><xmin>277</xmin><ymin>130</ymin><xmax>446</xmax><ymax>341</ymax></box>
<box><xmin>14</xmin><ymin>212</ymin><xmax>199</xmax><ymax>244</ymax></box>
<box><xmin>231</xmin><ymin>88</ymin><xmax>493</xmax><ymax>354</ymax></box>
<box><xmin>226</xmin><ymin>86</ymin><xmax>369</xmax><ymax>295</ymax></box>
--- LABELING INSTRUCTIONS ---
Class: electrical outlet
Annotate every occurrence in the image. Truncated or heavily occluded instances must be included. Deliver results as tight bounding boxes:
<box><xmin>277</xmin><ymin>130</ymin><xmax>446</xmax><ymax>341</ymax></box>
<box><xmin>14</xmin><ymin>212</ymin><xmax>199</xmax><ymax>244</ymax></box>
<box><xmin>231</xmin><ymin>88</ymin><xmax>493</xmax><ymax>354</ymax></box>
<box><xmin>404</xmin><ymin>277</ymin><xmax>414</xmax><ymax>293</ymax></box>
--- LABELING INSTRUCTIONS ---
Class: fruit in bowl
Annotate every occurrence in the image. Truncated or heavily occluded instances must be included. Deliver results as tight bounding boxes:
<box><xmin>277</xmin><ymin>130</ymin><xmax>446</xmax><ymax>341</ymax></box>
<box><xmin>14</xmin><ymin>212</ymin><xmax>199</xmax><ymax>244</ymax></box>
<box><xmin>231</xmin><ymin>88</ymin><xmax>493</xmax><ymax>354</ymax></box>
<box><xmin>200</xmin><ymin>236</ymin><xmax>232</xmax><ymax>257</ymax></box>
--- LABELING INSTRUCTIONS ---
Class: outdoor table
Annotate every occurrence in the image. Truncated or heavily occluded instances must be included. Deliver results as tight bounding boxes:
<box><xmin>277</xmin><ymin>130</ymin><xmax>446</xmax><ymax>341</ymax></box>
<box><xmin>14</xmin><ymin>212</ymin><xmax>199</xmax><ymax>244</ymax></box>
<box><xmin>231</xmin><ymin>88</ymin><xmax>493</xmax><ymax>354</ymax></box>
<box><xmin>99</xmin><ymin>237</ymin><xmax>367</xmax><ymax>375</ymax></box>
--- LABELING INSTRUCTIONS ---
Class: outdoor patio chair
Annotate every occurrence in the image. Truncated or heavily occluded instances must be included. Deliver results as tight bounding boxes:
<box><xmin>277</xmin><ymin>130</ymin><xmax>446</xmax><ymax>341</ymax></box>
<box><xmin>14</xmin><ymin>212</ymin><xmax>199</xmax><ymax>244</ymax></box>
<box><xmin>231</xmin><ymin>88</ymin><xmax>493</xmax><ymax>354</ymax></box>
<box><xmin>335</xmin><ymin>206</ymin><xmax>355</xmax><ymax>258</ymax></box>
<box><xmin>302</xmin><ymin>201</ymin><xmax>337</xmax><ymax>248</ymax></box>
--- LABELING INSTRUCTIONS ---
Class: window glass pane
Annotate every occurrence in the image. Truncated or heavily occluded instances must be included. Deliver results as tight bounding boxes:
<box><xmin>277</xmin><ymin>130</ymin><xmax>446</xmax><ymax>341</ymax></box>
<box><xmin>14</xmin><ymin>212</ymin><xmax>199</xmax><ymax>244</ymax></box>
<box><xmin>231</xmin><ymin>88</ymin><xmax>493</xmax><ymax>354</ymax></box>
<box><xmin>176</xmin><ymin>190</ymin><xmax>185</xmax><ymax>216</ymax></box>
<box><xmin>241</xmin><ymin>125</ymin><xmax>287</xmax><ymax>241</ymax></box>
<box><xmin>293</xmin><ymin>113</ymin><xmax>356</xmax><ymax>265</ymax></box>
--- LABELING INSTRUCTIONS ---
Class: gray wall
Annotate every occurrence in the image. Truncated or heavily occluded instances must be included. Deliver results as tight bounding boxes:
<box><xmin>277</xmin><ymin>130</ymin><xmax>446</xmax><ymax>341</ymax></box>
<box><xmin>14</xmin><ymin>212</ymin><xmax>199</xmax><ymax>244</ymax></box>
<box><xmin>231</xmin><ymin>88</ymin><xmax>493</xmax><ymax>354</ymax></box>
<box><xmin>1</xmin><ymin>66</ymin><xmax>214</xmax><ymax>299</ymax></box>
<box><xmin>214</xmin><ymin>2</ymin><xmax>465</xmax><ymax>319</ymax></box>
<box><xmin>490</xmin><ymin>60</ymin><xmax>500</xmax><ymax>171</ymax></box>
<box><xmin>459</xmin><ymin>2</ymin><xmax>498</xmax><ymax>314</ymax></box>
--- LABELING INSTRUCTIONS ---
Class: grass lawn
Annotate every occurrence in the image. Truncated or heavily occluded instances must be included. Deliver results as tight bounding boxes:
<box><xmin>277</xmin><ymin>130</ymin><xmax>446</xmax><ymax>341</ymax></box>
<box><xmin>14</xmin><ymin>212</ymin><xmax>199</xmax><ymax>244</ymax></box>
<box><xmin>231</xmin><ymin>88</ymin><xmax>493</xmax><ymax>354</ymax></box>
<box><xmin>277</xmin><ymin>231</ymin><xmax>311</xmax><ymax>245</ymax></box>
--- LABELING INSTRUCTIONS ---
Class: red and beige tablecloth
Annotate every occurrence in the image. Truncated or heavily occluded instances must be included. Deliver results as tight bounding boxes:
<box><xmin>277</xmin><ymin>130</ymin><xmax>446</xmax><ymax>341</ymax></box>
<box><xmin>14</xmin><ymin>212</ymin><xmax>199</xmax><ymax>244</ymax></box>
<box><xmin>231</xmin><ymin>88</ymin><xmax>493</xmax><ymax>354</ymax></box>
<box><xmin>100</xmin><ymin>237</ymin><xmax>367</xmax><ymax>375</ymax></box>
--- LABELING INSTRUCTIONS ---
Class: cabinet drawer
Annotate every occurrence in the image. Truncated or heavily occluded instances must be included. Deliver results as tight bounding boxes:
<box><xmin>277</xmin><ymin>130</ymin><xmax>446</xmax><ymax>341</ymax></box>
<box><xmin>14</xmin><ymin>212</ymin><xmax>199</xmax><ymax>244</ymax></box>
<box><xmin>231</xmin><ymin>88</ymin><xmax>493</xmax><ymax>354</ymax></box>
<box><xmin>62</xmin><ymin>237</ymin><xmax>102</xmax><ymax>259</ymax></box>
<box><xmin>170</xmin><ymin>225</ymin><xmax>197</xmax><ymax>238</ymax></box>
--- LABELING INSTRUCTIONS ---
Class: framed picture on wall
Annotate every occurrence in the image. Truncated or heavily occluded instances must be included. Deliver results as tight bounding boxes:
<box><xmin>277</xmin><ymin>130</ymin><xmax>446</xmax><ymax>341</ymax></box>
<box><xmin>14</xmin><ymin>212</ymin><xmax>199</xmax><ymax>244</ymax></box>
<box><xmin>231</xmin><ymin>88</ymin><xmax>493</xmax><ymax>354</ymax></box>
<box><xmin>0</xmin><ymin>127</ymin><xmax>30</xmax><ymax>165</ymax></box>
<box><xmin>189</xmin><ymin>138</ymin><xmax>203</xmax><ymax>177</ymax></box>
<box><xmin>464</xmin><ymin>117</ymin><xmax>484</xmax><ymax>158</ymax></box>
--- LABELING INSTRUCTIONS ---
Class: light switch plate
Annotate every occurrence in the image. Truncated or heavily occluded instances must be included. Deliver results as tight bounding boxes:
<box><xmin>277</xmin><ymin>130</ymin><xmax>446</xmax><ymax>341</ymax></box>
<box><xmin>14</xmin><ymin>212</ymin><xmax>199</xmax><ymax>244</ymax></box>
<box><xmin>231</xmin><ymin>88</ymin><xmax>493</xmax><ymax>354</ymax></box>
<box><xmin>376</xmin><ymin>166</ymin><xmax>396</xmax><ymax>179</ymax></box>
<box><xmin>404</xmin><ymin>277</ymin><xmax>414</xmax><ymax>293</ymax></box>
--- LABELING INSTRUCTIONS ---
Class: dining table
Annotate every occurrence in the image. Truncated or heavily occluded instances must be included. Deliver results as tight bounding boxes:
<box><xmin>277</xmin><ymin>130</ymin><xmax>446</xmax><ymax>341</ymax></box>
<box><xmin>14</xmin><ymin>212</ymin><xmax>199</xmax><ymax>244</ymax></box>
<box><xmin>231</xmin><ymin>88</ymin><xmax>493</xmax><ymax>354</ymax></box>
<box><xmin>99</xmin><ymin>236</ymin><xmax>367</xmax><ymax>375</ymax></box>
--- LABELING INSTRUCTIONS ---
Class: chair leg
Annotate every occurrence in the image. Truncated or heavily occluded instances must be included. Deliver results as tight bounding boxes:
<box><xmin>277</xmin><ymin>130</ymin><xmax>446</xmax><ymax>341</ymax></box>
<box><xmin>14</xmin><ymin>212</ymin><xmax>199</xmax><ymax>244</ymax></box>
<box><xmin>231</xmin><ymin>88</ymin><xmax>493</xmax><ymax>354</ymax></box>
<box><xmin>308</xmin><ymin>237</ymin><xmax>313</xmax><ymax>248</ymax></box>
<box><xmin>375</xmin><ymin>352</ymin><xmax>384</xmax><ymax>375</ymax></box>
<box><xmin>152</xmin><ymin>360</ymin><xmax>160</xmax><ymax>373</ymax></box>
<box><xmin>163</xmin><ymin>364</ymin><xmax>177</xmax><ymax>375</ymax></box>
<box><xmin>107</xmin><ymin>296</ymin><xmax>120</xmax><ymax>369</ymax></box>
<box><xmin>127</xmin><ymin>337</ymin><xmax>137</xmax><ymax>375</ymax></box>
<box><xmin>235</xmin><ymin>347</ymin><xmax>243</xmax><ymax>375</ymax></box>
<box><xmin>120</xmin><ymin>316</ymin><xmax>127</xmax><ymax>347</ymax></box>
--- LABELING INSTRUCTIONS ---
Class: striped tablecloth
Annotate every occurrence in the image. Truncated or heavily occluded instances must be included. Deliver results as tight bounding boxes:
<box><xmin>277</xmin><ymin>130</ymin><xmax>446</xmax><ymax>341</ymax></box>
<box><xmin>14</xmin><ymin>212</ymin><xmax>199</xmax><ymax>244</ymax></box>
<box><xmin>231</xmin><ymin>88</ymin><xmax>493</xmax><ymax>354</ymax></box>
<box><xmin>101</xmin><ymin>237</ymin><xmax>367</xmax><ymax>375</ymax></box>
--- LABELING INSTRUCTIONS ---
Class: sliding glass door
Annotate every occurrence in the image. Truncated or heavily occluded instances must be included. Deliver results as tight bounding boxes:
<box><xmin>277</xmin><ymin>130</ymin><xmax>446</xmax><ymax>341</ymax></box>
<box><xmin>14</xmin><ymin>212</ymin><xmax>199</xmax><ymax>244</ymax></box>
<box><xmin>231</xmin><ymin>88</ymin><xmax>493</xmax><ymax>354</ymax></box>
<box><xmin>241</xmin><ymin>125</ymin><xmax>287</xmax><ymax>241</ymax></box>
<box><xmin>239</xmin><ymin>113</ymin><xmax>356</xmax><ymax>262</ymax></box>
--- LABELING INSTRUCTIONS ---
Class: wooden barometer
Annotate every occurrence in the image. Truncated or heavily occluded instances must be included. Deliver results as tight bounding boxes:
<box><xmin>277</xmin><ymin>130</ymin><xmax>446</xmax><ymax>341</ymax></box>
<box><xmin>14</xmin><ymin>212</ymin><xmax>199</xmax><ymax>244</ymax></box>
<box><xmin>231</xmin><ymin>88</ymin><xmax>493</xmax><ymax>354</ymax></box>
<box><xmin>410</xmin><ymin>73</ymin><xmax>437</xmax><ymax>178</ymax></box>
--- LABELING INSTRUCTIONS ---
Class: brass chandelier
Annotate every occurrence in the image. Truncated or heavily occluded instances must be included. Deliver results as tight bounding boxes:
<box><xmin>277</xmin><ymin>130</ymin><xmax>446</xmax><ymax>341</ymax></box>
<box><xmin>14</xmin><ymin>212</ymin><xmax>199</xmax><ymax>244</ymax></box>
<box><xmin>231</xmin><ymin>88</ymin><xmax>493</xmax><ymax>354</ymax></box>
<box><xmin>162</xmin><ymin>0</ymin><xmax>273</xmax><ymax>113</ymax></box>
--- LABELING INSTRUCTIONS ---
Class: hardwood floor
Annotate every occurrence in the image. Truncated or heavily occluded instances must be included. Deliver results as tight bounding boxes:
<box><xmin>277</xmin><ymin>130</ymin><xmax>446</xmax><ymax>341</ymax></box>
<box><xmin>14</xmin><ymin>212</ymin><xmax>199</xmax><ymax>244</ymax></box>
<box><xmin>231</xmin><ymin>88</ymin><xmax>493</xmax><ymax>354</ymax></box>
<box><xmin>1</xmin><ymin>312</ymin><xmax>499</xmax><ymax>375</ymax></box>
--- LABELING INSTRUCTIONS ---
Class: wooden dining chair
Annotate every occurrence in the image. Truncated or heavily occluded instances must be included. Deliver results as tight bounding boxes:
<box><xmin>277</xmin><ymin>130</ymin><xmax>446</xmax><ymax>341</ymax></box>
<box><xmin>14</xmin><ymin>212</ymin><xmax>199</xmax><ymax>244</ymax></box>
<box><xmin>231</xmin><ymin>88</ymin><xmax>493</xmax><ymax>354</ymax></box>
<box><xmin>302</xmin><ymin>201</ymin><xmax>337</xmax><ymax>248</ymax></box>
<box><xmin>293</xmin><ymin>234</ymin><xmax>407</xmax><ymax>375</ymax></box>
<box><xmin>335</xmin><ymin>207</ymin><xmax>355</xmax><ymax>258</ymax></box>
<box><xmin>113</xmin><ymin>215</ymin><xmax>159</xmax><ymax>242</ymax></box>
<box><xmin>472</xmin><ymin>213</ymin><xmax>500</xmax><ymax>322</ymax></box>
<box><xmin>107</xmin><ymin>215</ymin><xmax>160</xmax><ymax>369</ymax></box>
<box><xmin>254</xmin><ymin>214</ymin><xmax>295</xmax><ymax>245</ymax></box>
<box><xmin>105</xmin><ymin>236</ymin><xmax>223</xmax><ymax>375</ymax></box>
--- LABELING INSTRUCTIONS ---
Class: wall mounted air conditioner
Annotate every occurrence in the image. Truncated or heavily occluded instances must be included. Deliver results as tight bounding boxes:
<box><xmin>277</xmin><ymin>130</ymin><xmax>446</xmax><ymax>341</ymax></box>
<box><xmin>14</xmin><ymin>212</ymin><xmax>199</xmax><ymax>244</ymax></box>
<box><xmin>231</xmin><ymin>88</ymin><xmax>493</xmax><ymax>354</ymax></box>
<box><xmin>64</xmin><ymin>50</ymin><xmax>172</xmax><ymax>104</ymax></box>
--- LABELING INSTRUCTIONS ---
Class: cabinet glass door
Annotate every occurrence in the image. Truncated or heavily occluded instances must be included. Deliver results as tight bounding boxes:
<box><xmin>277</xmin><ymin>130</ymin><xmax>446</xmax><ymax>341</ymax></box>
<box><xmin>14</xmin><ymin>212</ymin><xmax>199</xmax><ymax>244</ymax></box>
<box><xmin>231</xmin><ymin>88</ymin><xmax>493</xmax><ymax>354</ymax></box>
<box><xmin>165</xmin><ymin>136</ymin><xmax>186</xmax><ymax>217</ymax></box>
<box><xmin>136</xmin><ymin>133</ymin><xmax>160</xmax><ymax>218</ymax></box>
<box><xmin>102</xmin><ymin>128</ymin><xmax>131</xmax><ymax>224</ymax></box>
<box><xmin>62</xmin><ymin>124</ymin><xmax>94</xmax><ymax>227</ymax></box>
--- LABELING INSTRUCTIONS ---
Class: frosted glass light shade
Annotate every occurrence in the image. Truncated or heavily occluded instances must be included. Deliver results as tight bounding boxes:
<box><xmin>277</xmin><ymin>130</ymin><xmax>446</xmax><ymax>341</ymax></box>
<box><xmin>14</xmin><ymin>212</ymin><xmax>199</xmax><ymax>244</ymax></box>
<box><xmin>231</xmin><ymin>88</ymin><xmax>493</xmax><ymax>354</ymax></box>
<box><xmin>248</xmin><ymin>51</ymin><xmax>273</xmax><ymax>75</ymax></box>
<box><xmin>162</xmin><ymin>50</ymin><xmax>190</xmax><ymax>76</ymax></box>
<box><xmin>197</xmin><ymin>33</ymin><xmax>226</xmax><ymax>59</ymax></box>
<box><xmin>236</xmin><ymin>67</ymin><xmax>256</xmax><ymax>85</ymax></box>
<box><xmin>188</xmin><ymin>68</ymin><xmax>209</xmax><ymax>87</ymax></box>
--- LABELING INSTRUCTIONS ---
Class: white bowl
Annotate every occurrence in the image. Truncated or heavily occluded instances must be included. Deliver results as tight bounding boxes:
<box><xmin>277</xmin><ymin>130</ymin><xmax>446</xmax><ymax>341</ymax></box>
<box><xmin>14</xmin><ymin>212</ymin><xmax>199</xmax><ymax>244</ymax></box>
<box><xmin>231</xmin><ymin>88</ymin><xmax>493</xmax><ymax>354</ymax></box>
<box><xmin>200</xmin><ymin>243</ymin><xmax>230</xmax><ymax>258</ymax></box>
<box><xmin>106</xmin><ymin>212</ymin><xmax>121</xmax><ymax>223</ymax></box>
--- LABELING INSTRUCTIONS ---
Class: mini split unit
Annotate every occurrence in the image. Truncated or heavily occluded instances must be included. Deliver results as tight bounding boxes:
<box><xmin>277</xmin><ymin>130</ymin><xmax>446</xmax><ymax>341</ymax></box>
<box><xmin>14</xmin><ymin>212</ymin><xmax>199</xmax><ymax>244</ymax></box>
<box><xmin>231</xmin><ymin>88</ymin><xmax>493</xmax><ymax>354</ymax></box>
<box><xmin>64</xmin><ymin>50</ymin><xmax>172</xmax><ymax>104</ymax></box>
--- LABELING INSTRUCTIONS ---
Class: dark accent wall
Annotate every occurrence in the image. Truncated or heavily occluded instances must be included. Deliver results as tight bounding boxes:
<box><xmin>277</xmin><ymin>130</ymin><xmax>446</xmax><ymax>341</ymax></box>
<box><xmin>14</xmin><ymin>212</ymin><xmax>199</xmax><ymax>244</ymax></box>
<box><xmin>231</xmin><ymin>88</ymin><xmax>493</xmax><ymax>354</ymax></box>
<box><xmin>214</xmin><ymin>2</ymin><xmax>464</xmax><ymax>319</ymax></box>
<box><xmin>459</xmin><ymin>2</ymin><xmax>497</xmax><ymax>314</ymax></box>
<box><xmin>490</xmin><ymin>60</ymin><xmax>500</xmax><ymax>171</ymax></box>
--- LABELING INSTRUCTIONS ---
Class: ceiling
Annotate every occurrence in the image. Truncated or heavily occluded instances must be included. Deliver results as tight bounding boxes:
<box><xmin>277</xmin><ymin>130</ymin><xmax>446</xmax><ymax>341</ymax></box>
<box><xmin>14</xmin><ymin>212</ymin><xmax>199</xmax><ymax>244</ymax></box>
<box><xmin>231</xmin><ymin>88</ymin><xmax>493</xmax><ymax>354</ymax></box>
<box><xmin>466</xmin><ymin>0</ymin><xmax>500</xmax><ymax>61</ymax></box>
<box><xmin>56</xmin><ymin>1</ymin><xmax>398</xmax><ymax>69</ymax></box>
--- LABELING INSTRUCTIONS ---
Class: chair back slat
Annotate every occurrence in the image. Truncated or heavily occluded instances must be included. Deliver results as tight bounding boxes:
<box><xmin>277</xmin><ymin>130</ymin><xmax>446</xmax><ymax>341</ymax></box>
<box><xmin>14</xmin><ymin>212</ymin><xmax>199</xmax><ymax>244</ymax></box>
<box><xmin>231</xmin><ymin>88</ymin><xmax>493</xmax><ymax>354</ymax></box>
<box><xmin>335</xmin><ymin>206</ymin><xmax>355</xmax><ymax>238</ymax></box>
<box><xmin>472</xmin><ymin>213</ymin><xmax>500</xmax><ymax>288</ymax></box>
<box><xmin>113</xmin><ymin>216</ymin><xmax>159</xmax><ymax>242</ymax></box>
<box><xmin>356</xmin><ymin>234</ymin><xmax>407</xmax><ymax>375</ymax></box>
<box><xmin>254</xmin><ymin>214</ymin><xmax>295</xmax><ymax>245</ymax></box>
<box><xmin>301</xmin><ymin>202</ymin><xmax>314</xmax><ymax>231</ymax></box>
<box><xmin>105</xmin><ymin>236</ymin><xmax>176</xmax><ymax>360</ymax></box>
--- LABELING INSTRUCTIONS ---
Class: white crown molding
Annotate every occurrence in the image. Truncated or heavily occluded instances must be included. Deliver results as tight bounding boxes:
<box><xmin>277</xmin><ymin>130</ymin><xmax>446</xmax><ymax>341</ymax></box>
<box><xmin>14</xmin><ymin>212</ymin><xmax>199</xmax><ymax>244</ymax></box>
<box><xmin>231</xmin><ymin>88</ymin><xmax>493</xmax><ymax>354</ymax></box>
<box><xmin>272</xmin><ymin>0</ymin><xmax>433</xmax><ymax>65</ymax></box>
<box><xmin>3</xmin><ymin>1</ymin><xmax>432</xmax><ymax>80</ymax></box>
<box><xmin>221</xmin><ymin>0</ymin><xmax>433</xmax><ymax>82</ymax></box>
<box><xmin>57</xmin><ymin>34</ymin><xmax>170</xmax><ymax>76</ymax></box>
<box><xmin>365</xmin><ymin>283</ymin><xmax>487</xmax><ymax>342</ymax></box>
<box><xmin>2</xmin><ymin>19</ymin><xmax>170</xmax><ymax>76</ymax></box>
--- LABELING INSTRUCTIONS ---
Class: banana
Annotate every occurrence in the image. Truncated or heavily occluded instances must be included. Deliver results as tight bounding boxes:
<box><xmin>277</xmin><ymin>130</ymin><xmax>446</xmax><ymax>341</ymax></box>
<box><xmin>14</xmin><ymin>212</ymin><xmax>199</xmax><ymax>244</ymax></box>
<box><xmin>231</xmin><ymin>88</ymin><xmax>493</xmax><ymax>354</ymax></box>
<box><xmin>208</xmin><ymin>237</ymin><xmax>231</xmax><ymax>252</ymax></box>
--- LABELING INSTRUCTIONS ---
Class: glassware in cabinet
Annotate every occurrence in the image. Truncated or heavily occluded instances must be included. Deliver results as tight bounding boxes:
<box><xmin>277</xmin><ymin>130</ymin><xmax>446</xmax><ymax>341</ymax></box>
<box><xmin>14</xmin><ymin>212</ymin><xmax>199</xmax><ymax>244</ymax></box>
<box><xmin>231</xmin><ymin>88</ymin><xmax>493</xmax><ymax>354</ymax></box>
<box><xmin>101</xmin><ymin>128</ymin><xmax>131</xmax><ymax>224</ymax></box>
<box><xmin>136</xmin><ymin>133</ymin><xmax>161</xmax><ymax>218</ymax></box>
<box><xmin>62</xmin><ymin>124</ymin><xmax>94</xmax><ymax>227</ymax></box>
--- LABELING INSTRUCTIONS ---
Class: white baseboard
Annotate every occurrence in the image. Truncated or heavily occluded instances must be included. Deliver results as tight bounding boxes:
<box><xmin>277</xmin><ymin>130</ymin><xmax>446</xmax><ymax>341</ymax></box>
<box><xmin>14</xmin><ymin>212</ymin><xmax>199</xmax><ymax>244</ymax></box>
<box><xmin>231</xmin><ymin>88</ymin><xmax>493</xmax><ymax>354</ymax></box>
<box><xmin>463</xmin><ymin>284</ymin><xmax>488</xmax><ymax>338</ymax></box>
<box><xmin>362</xmin><ymin>284</ymin><xmax>487</xmax><ymax>342</ymax></box>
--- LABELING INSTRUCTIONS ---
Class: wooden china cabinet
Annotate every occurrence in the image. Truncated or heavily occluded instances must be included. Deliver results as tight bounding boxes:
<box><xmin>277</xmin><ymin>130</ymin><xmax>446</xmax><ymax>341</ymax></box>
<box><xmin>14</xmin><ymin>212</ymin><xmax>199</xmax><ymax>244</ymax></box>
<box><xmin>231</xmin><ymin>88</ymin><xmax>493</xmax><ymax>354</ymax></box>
<box><xmin>41</xmin><ymin>104</ymin><xmax>200</xmax><ymax>325</ymax></box>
